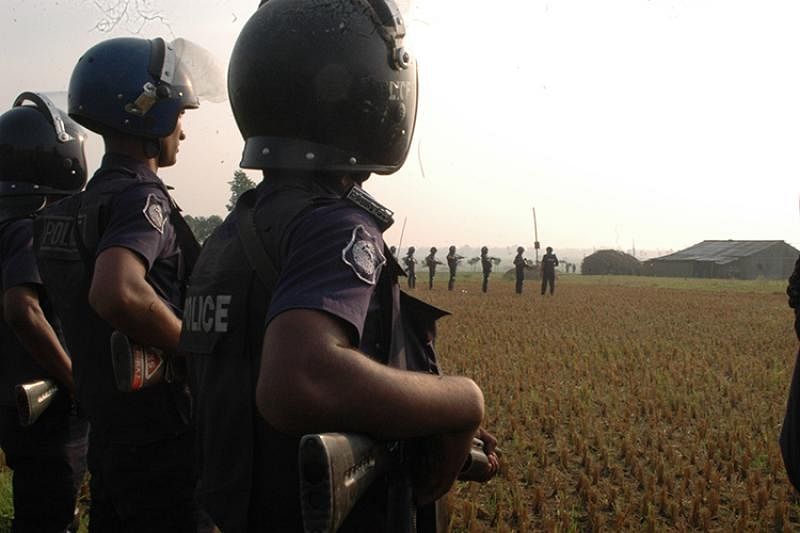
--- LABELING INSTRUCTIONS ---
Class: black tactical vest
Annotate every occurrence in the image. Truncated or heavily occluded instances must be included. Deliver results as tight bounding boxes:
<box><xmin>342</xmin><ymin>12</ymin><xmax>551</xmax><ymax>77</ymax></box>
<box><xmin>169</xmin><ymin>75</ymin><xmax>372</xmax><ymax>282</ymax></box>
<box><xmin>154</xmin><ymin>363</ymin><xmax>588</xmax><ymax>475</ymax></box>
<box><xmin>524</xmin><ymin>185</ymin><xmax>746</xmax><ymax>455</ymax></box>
<box><xmin>33</xmin><ymin>170</ymin><xmax>194</xmax><ymax>443</ymax></box>
<box><xmin>182</xmin><ymin>178</ymin><xmax>447</xmax><ymax>532</ymax></box>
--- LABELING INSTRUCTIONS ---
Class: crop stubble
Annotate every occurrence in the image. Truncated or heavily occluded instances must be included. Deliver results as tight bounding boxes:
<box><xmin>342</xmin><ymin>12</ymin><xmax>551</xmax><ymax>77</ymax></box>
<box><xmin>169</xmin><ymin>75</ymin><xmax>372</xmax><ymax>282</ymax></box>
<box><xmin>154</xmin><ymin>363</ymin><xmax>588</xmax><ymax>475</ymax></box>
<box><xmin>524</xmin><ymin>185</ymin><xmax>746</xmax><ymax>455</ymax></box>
<box><xmin>418</xmin><ymin>275</ymin><xmax>798</xmax><ymax>532</ymax></box>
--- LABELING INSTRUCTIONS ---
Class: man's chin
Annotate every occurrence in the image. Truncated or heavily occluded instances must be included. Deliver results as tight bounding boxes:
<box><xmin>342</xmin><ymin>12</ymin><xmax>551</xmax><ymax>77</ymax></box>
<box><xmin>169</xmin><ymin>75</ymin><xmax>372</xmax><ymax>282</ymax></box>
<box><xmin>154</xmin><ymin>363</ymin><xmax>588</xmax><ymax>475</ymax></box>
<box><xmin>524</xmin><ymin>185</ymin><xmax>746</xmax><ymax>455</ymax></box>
<box><xmin>158</xmin><ymin>156</ymin><xmax>178</xmax><ymax>168</ymax></box>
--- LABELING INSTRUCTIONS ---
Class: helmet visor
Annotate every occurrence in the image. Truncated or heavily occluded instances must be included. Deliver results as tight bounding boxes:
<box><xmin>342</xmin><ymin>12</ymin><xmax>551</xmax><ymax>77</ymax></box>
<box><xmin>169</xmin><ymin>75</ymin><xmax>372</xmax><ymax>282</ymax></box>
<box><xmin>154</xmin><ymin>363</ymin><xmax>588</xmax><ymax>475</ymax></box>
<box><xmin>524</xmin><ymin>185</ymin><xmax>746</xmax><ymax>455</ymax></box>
<box><xmin>169</xmin><ymin>38</ymin><xmax>227</xmax><ymax>105</ymax></box>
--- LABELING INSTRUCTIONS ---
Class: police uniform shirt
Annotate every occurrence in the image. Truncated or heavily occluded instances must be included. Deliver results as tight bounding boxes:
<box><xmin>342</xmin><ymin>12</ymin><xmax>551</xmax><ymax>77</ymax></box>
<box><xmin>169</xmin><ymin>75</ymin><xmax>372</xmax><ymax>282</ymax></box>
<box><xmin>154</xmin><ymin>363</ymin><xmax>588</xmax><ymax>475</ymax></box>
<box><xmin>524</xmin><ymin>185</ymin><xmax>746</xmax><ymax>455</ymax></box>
<box><xmin>514</xmin><ymin>253</ymin><xmax>525</xmax><ymax>272</ymax></box>
<box><xmin>426</xmin><ymin>254</ymin><xmax>437</xmax><ymax>271</ymax></box>
<box><xmin>542</xmin><ymin>253</ymin><xmax>558</xmax><ymax>275</ymax></box>
<box><xmin>92</xmin><ymin>154</ymin><xmax>184</xmax><ymax>312</ymax></box>
<box><xmin>35</xmin><ymin>153</ymin><xmax>190</xmax><ymax>441</ymax></box>
<box><xmin>85</xmin><ymin>154</ymin><xmax>189</xmax><ymax>430</ymax></box>
<box><xmin>447</xmin><ymin>253</ymin><xmax>458</xmax><ymax>271</ymax></box>
<box><xmin>404</xmin><ymin>254</ymin><xmax>415</xmax><ymax>273</ymax></box>
<box><xmin>184</xmin><ymin>178</ymin><xmax>391</xmax><ymax>531</ymax></box>
<box><xmin>262</xmin><ymin>195</ymin><xmax>396</xmax><ymax>531</ymax></box>
<box><xmin>265</xmin><ymin>199</ymin><xmax>386</xmax><ymax>347</ymax></box>
<box><xmin>1</xmin><ymin>219</ymin><xmax>43</xmax><ymax>302</ymax></box>
<box><xmin>0</xmin><ymin>218</ymin><xmax>51</xmax><ymax>405</ymax></box>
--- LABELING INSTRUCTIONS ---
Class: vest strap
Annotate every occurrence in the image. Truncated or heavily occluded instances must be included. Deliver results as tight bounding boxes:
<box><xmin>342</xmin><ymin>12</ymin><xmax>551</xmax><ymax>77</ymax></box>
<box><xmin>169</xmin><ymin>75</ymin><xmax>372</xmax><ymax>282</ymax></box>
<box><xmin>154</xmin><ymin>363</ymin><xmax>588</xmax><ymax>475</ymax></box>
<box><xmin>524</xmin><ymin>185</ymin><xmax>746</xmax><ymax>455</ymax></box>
<box><xmin>235</xmin><ymin>189</ymin><xmax>280</xmax><ymax>289</ymax></box>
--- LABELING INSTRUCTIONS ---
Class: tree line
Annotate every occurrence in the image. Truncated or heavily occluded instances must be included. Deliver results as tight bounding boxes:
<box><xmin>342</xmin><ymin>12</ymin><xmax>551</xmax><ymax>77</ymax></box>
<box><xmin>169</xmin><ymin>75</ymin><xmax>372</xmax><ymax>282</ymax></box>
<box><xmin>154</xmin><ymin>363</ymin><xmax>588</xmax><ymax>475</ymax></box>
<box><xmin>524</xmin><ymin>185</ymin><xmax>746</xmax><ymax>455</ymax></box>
<box><xmin>184</xmin><ymin>169</ymin><xmax>255</xmax><ymax>243</ymax></box>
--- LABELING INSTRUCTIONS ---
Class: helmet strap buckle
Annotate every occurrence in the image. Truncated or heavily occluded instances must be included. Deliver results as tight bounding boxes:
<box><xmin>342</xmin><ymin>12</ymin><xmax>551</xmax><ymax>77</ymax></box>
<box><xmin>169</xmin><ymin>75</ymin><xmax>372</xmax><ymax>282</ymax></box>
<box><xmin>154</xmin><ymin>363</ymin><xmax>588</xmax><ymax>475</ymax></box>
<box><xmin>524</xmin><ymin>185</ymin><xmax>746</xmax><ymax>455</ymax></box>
<box><xmin>125</xmin><ymin>82</ymin><xmax>158</xmax><ymax>116</ymax></box>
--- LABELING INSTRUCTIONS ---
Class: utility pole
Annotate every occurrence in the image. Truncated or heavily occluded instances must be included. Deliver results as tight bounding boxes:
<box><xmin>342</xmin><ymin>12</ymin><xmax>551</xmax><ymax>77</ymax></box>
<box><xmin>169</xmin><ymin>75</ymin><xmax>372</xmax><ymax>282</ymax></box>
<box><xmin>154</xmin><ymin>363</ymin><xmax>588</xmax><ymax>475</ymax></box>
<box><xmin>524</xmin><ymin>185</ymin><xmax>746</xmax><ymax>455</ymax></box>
<box><xmin>532</xmin><ymin>207</ymin><xmax>540</xmax><ymax>265</ymax></box>
<box><xmin>397</xmin><ymin>216</ymin><xmax>407</xmax><ymax>251</ymax></box>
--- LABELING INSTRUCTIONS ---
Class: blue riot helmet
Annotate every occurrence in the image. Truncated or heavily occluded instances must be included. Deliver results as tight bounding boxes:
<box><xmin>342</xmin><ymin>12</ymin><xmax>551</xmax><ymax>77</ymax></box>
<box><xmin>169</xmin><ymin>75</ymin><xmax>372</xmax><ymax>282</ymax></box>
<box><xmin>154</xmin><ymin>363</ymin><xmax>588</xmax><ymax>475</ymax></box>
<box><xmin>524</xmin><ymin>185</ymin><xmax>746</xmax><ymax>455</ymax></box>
<box><xmin>230</xmin><ymin>0</ymin><xmax>418</xmax><ymax>175</ymax></box>
<box><xmin>0</xmin><ymin>92</ymin><xmax>88</xmax><ymax>223</ymax></box>
<box><xmin>68</xmin><ymin>37</ymin><xmax>225</xmax><ymax>140</ymax></box>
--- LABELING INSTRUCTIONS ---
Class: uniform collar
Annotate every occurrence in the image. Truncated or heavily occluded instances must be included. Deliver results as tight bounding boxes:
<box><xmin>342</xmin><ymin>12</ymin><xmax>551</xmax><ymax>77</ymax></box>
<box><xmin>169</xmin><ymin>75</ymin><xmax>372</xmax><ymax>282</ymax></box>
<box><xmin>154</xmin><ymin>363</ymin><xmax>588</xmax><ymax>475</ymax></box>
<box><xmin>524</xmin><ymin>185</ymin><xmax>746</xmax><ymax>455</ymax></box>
<box><xmin>97</xmin><ymin>153</ymin><xmax>161</xmax><ymax>184</ymax></box>
<box><xmin>260</xmin><ymin>174</ymin><xmax>343</xmax><ymax>196</ymax></box>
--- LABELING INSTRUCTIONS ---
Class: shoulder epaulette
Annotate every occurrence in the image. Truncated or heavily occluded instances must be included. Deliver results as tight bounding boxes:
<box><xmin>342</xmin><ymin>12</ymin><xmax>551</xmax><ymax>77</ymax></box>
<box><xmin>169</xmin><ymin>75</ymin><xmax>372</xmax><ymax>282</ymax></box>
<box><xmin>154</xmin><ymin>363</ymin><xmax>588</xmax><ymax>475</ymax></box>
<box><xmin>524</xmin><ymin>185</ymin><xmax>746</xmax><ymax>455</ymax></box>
<box><xmin>344</xmin><ymin>186</ymin><xmax>394</xmax><ymax>231</ymax></box>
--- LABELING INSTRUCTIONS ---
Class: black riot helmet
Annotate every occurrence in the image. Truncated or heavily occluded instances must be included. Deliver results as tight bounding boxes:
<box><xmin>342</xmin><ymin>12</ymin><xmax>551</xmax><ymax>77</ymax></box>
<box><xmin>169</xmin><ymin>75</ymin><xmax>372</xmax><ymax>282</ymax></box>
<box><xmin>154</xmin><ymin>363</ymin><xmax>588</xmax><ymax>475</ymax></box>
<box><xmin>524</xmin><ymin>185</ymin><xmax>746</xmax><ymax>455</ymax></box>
<box><xmin>0</xmin><ymin>92</ymin><xmax>88</xmax><ymax>222</ymax></box>
<box><xmin>230</xmin><ymin>0</ymin><xmax>418</xmax><ymax>175</ymax></box>
<box><xmin>517</xmin><ymin>246</ymin><xmax>524</xmax><ymax>253</ymax></box>
<box><xmin>430</xmin><ymin>247</ymin><xmax>436</xmax><ymax>253</ymax></box>
<box><xmin>546</xmin><ymin>246</ymin><xmax>553</xmax><ymax>253</ymax></box>
<box><xmin>408</xmin><ymin>246</ymin><xmax>415</xmax><ymax>255</ymax></box>
<box><xmin>481</xmin><ymin>246</ymin><xmax>488</xmax><ymax>255</ymax></box>
<box><xmin>68</xmin><ymin>37</ymin><xmax>224</xmax><ymax>140</ymax></box>
<box><xmin>449</xmin><ymin>245</ymin><xmax>456</xmax><ymax>253</ymax></box>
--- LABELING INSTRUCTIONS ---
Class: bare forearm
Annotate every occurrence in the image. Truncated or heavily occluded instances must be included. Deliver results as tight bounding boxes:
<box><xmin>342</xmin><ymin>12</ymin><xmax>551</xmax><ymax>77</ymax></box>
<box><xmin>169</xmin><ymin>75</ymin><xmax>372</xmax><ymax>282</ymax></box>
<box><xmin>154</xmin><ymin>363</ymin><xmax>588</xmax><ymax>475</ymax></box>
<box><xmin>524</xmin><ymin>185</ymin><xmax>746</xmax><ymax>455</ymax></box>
<box><xmin>4</xmin><ymin>288</ymin><xmax>74</xmax><ymax>392</ymax></box>
<box><xmin>90</xmin><ymin>247</ymin><xmax>181</xmax><ymax>353</ymax></box>
<box><xmin>257</xmin><ymin>310</ymin><xmax>484</xmax><ymax>439</ymax></box>
<box><xmin>94</xmin><ymin>292</ymin><xmax>181</xmax><ymax>353</ymax></box>
<box><xmin>262</xmin><ymin>353</ymin><xmax>481</xmax><ymax>437</ymax></box>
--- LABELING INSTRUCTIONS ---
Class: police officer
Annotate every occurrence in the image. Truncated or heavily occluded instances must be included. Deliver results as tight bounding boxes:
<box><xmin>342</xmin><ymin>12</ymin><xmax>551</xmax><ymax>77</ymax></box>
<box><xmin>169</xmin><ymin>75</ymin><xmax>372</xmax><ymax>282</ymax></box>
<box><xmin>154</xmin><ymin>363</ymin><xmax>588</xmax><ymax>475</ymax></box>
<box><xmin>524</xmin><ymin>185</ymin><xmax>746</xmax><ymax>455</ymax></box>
<box><xmin>446</xmin><ymin>244</ymin><xmax>463</xmax><ymax>291</ymax></box>
<box><xmin>179</xmin><ymin>1</ymin><xmax>498</xmax><ymax>530</ymax></box>
<box><xmin>425</xmin><ymin>246</ymin><xmax>442</xmax><ymax>290</ymax></box>
<box><xmin>403</xmin><ymin>246</ymin><xmax>417</xmax><ymax>289</ymax></box>
<box><xmin>480</xmin><ymin>246</ymin><xmax>493</xmax><ymax>293</ymax></box>
<box><xmin>784</xmin><ymin>256</ymin><xmax>800</xmax><ymax>490</ymax></box>
<box><xmin>541</xmin><ymin>246</ymin><xmax>559</xmax><ymax>296</ymax></box>
<box><xmin>513</xmin><ymin>246</ymin><xmax>526</xmax><ymax>294</ymax></box>
<box><xmin>0</xmin><ymin>93</ymin><xmax>89</xmax><ymax>533</ymax></box>
<box><xmin>34</xmin><ymin>38</ymin><xmax>222</xmax><ymax>532</ymax></box>
<box><xmin>789</xmin><ymin>258</ymin><xmax>800</xmax><ymax>341</ymax></box>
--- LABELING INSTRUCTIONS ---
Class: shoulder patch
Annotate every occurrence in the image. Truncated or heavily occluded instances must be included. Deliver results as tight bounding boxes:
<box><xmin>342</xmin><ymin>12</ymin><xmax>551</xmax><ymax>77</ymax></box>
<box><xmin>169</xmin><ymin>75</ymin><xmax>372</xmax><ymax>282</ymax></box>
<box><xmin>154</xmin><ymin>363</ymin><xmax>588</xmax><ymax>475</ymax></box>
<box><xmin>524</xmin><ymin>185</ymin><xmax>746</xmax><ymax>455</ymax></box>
<box><xmin>342</xmin><ymin>225</ymin><xmax>386</xmax><ymax>285</ymax></box>
<box><xmin>143</xmin><ymin>193</ymin><xmax>167</xmax><ymax>234</ymax></box>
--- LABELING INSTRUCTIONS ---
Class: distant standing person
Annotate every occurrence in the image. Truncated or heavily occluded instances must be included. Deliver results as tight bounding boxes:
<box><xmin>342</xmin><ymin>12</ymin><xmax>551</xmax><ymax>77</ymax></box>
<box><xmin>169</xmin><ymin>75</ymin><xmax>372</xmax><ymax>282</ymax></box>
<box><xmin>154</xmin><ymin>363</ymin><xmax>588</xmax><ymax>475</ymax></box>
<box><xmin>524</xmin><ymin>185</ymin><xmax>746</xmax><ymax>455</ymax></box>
<box><xmin>541</xmin><ymin>246</ymin><xmax>559</xmax><ymax>295</ymax></box>
<box><xmin>403</xmin><ymin>246</ymin><xmax>417</xmax><ymax>289</ymax></box>
<box><xmin>446</xmin><ymin>245</ymin><xmax>463</xmax><ymax>291</ymax></box>
<box><xmin>425</xmin><ymin>247</ymin><xmax>442</xmax><ymax>290</ymax></box>
<box><xmin>389</xmin><ymin>245</ymin><xmax>397</xmax><ymax>258</ymax></box>
<box><xmin>480</xmin><ymin>246</ymin><xmax>492</xmax><ymax>293</ymax></box>
<box><xmin>513</xmin><ymin>246</ymin><xmax>526</xmax><ymax>294</ymax></box>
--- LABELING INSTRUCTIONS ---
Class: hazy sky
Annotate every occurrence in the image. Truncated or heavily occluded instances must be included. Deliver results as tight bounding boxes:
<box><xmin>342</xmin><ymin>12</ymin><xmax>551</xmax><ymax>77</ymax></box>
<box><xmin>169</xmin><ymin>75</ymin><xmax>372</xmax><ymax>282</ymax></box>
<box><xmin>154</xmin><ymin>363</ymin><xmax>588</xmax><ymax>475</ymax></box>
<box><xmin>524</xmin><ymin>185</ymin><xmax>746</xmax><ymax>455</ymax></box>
<box><xmin>4</xmin><ymin>0</ymin><xmax>800</xmax><ymax>252</ymax></box>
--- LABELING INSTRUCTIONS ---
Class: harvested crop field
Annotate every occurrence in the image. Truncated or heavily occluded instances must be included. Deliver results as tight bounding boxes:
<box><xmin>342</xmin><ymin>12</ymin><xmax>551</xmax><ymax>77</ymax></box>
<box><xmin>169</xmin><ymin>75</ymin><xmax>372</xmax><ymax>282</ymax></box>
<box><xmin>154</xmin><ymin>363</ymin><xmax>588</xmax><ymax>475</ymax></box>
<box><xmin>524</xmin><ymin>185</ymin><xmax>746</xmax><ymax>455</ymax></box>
<box><xmin>420</xmin><ymin>274</ymin><xmax>799</xmax><ymax>532</ymax></box>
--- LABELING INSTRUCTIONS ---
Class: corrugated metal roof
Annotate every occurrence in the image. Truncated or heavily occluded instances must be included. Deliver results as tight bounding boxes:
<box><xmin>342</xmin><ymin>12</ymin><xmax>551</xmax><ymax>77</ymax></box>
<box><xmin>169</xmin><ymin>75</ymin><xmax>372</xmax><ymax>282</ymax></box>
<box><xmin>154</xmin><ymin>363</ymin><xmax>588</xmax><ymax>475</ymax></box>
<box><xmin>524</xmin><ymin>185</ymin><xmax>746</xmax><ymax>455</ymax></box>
<box><xmin>652</xmin><ymin>240</ymin><xmax>791</xmax><ymax>264</ymax></box>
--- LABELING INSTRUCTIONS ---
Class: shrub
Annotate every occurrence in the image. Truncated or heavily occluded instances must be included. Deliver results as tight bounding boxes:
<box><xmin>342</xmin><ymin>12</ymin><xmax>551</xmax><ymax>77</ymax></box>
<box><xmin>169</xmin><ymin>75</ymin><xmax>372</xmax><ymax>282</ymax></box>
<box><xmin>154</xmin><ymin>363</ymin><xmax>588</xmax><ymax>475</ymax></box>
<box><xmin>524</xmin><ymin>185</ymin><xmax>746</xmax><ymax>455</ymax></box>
<box><xmin>581</xmin><ymin>249</ymin><xmax>642</xmax><ymax>275</ymax></box>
